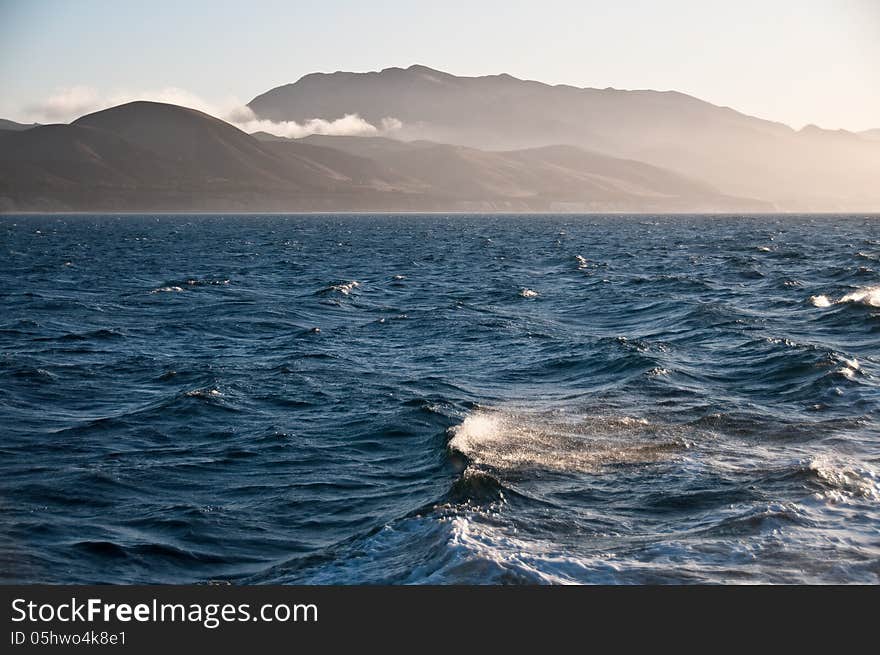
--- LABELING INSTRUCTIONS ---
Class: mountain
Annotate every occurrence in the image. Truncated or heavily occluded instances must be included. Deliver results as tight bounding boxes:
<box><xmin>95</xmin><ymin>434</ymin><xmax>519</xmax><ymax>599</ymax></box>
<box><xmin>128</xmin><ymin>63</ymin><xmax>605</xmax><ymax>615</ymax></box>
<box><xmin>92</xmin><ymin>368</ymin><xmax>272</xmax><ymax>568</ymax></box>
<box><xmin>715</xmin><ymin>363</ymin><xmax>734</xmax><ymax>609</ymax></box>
<box><xmin>73</xmin><ymin>102</ymin><xmax>363</xmax><ymax>191</ymax></box>
<box><xmin>249</xmin><ymin>65</ymin><xmax>880</xmax><ymax>210</ymax></box>
<box><xmin>295</xmin><ymin>135</ymin><xmax>756</xmax><ymax>211</ymax></box>
<box><xmin>0</xmin><ymin>118</ymin><xmax>39</xmax><ymax>131</ymax></box>
<box><xmin>0</xmin><ymin>102</ymin><xmax>407</xmax><ymax>211</ymax></box>
<box><xmin>0</xmin><ymin>100</ymin><xmax>769</xmax><ymax>212</ymax></box>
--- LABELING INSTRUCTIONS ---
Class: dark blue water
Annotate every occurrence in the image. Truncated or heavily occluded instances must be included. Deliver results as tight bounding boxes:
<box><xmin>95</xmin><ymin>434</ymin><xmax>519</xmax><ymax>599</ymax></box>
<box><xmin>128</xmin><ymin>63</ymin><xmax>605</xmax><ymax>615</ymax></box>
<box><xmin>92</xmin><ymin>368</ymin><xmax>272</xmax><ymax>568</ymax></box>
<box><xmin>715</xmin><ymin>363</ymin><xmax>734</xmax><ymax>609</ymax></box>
<box><xmin>1</xmin><ymin>214</ymin><xmax>878</xmax><ymax>584</ymax></box>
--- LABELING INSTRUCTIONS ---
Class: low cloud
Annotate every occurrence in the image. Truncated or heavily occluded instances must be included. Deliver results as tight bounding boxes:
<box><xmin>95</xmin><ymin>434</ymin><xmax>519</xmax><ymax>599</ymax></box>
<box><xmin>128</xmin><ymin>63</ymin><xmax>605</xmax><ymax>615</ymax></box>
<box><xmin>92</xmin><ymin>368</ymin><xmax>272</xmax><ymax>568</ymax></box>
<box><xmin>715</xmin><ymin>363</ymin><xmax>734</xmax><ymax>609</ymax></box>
<box><xmin>23</xmin><ymin>86</ymin><xmax>402</xmax><ymax>138</ymax></box>
<box><xmin>27</xmin><ymin>86</ymin><xmax>103</xmax><ymax>122</ymax></box>
<box><xmin>229</xmin><ymin>106</ymin><xmax>388</xmax><ymax>138</ymax></box>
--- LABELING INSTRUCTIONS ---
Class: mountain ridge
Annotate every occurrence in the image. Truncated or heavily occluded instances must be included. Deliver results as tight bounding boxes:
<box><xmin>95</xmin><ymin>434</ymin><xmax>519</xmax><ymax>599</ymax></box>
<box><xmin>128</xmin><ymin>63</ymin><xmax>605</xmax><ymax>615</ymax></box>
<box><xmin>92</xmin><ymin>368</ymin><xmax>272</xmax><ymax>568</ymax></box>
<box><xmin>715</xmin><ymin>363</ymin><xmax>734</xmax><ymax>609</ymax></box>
<box><xmin>0</xmin><ymin>118</ymin><xmax>40</xmax><ymax>131</ymax></box>
<box><xmin>248</xmin><ymin>65</ymin><xmax>880</xmax><ymax>210</ymax></box>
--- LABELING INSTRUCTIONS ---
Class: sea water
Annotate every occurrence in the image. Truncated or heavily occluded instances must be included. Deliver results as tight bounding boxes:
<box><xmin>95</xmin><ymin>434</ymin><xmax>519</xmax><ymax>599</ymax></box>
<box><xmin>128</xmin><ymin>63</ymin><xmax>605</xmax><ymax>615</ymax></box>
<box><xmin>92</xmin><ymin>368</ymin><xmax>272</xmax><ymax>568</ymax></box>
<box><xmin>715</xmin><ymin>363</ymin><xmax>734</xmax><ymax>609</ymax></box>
<box><xmin>1</xmin><ymin>213</ymin><xmax>878</xmax><ymax>583</ymax></box>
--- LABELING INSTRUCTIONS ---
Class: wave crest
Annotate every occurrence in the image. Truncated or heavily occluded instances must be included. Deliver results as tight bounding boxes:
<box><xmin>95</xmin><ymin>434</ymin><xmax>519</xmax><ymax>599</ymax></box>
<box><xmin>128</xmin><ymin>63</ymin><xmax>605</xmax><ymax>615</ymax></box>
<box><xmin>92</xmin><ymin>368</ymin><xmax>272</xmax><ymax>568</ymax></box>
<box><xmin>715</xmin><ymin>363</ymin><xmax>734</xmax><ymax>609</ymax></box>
<box><xmin>811</xmin><ymin>285</ymin><xmax>880</xmax><ymax>308</ymax></box>
<box><xmin>448</xmin><ymin>407</ymin><xmax>682</xmax><ymax>474</ymax></box>
<box><xmin>807</xmin><ymin>456</ymin><xmax>879</xmax><ymax>502</ymax></box>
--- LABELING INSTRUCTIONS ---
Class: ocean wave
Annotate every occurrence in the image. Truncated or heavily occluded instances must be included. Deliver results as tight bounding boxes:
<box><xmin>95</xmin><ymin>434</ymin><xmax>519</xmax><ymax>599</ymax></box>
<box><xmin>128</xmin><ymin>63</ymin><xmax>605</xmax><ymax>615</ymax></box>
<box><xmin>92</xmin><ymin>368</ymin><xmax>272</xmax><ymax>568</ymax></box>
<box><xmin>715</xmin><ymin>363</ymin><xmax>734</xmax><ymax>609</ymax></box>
<box><xmin>183</xmin><ymin>387</ymin><xmax>223</xmax><ymax>400</ymax></box>
<box><xmin>185</xmin><ymin>278</ymin><xmax>230</xmax><ymax>287</ymax></box>
<box><xmin>811</xmin><ymin>285</ymin><xmax>880</xmax><ymax>308</ymax></box>
<box><xmin>150</xmin><ymin>278</ymin><xmax>230</xmax><ymax>294</ymax></box>
<box><xmin>33</xmin><ymin>328</ymin><xmax>125</xmax><ymax>342</ymax></box>
<box><xmin>9</xmin><ymin>366</ymin><xmax>57</xmax><ymax>382</ymax></box>
<box><xmin>834</xmin><ymin>356</ymin><xmax>861</xmax><ymax>380</ymax></box>
<box><xmin>840</xmin><ymin>285</ymin><xmax>880</xmax><ymax>307</ymax></box>
<box><xmin>448</xmin><ymin>407</ymin><xmax>683</xmax><ymax>475</ymax></box>
<box><xmin>438</xmin><ymin>515</ymin><xmax>591</xmax><ymax>584</ymax></box>
<box><xmin>318</xmin><ymin>280</ymin><xmax>360</xmax><ymax>296</ymax></box>
<box><xmin>805</xmin><ymin>456</ymin><xmax>879</xmax><ymax>502</ymax></box>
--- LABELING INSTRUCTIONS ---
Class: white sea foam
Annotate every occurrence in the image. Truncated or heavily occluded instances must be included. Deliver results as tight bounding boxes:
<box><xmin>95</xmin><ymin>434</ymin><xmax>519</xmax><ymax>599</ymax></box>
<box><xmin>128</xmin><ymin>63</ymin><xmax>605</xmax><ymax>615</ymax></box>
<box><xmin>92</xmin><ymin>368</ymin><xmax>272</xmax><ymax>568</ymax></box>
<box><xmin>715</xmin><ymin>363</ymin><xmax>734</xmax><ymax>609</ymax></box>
<box><xmin>319</xmin><ymin>280</ymin><xmax>361</xmax><ymax>296</ymax></box>
<box><xmin>833</xmin><ymin>356</ymin><xmax>860</xmax><ymax>380</ymax></box>
<box><xmin>519</xmin><ymin>288</ymin><xmax>539</xmax><ymax>298</ymax></box>
<box><xmin>842</xmin><ymin>357</ymin><xmax>860</xmax><ymax>370</ymax></box>
<box><xmin>184</xmin><ymin>388</ymin><xmax>222</xmax><ymax>399</ymax></box>
<box><xmin>438</xmin><ymin>512</ymin><xmax>715</xmax><ymax>584</ymax></box>
<box><xmin>575</xmin><ymin>255</ymin><xmax>589</xmax><ymax>269</ymax></box>
<box><xmin>840</xmin><ymin>285</ymin><xmax>880</xmax><ymax>307</ymax></box>
<box><xmin>185</xmin><ymin>278</ymin><xmax>229</xmax><ymax>286</ymax></box>
<box><xmin>151</xmin><ymin>286</ymin><xmax>185</xmax><ymax>293</ymax></box>
<box><xmin>442</xmin><ymin>515</ymin><xmax>589</xmax><ymax>584</ymax></box>
<box><xmin>448</xmin><ymin>407</ymin><xmax>678</xmax><ymax>474</ymax></box>
<box><xmin>811</xmin><ymin>285</ymin><xmax>880</xmax><ymax>308</ymax></box>
<box><xmin>807</xmin><ymin>456</ymin><xmax>879</xmax><ymax>502</ymax></box>
<box><xmin>328</xmin><ymin>281</ymin><xmax>360</xmax><ymax>295</ymax></box>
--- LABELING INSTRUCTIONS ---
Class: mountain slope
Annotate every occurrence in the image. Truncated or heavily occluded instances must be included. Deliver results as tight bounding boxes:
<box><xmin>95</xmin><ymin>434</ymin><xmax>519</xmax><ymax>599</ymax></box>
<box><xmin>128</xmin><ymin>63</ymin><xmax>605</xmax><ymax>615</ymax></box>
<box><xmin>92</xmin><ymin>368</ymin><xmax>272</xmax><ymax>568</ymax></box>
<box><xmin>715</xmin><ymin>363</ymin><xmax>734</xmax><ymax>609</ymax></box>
<box><xmin>289</xmin><ymin>136</ymin><xmax>760</xmax><ymax>210</ymax></box>
<box><xmin>0</xmin><ymin>123</ymin><xmax>189</xmax><ymax>209</ymax></box>
<box><xmin>0</xmin><ymin>119</ymin><xmax>39</xmax><ymax>131</ymax></box>
<box><xmin>0</xmin><ymin>100</ymin><xmax>770</xmax><ymax>212</ymax></box>
<box><xmin>73</xmin><ymin>102</ymin><xmax>337</xmax><ymax>190</ymax></box>
<box><xmin>249</xmin><ymin>65</ymin><xmax>880</xmax><ymax>210</ymax></box>
<box><xmin>0</xmin><ymin>103</ymin><xmax>416</xmax><ymax>210</ymax></box>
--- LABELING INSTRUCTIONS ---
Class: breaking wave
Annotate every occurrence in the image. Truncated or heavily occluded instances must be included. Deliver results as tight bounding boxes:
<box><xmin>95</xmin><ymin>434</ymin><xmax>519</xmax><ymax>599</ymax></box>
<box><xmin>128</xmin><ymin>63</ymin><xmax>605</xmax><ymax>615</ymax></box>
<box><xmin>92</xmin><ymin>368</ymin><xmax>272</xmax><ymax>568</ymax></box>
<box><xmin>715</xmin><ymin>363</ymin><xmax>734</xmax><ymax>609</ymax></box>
<box><xmin>811</xmin><ymin>285</ymin><xmax>880</xmax><ymax>308</ymax></box>
<box><xmin>448</xmin><ymin>407</ymin><xmax>684</xmax><ymax>474</ymax></box>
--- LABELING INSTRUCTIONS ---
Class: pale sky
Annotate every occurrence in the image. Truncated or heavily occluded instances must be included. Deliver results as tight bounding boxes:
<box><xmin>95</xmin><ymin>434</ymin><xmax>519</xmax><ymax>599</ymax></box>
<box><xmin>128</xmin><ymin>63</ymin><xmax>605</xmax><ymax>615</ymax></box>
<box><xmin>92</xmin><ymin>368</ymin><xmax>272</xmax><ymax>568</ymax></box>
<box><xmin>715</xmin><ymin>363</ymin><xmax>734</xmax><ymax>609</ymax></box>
<box><xmin>1</xmin><ymin>0</ymin><xmax>878</xmax><ymax>131</ymax></box>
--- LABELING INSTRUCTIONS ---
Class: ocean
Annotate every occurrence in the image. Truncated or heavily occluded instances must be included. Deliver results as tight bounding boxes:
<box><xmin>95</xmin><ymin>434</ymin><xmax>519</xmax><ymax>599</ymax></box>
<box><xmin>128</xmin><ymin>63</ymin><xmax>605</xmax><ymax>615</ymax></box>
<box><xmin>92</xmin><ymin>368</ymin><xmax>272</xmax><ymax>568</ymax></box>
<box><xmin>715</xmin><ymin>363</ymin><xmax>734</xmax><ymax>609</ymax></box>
<box><xmin>1</xmin><ymin>213</ymin><xmax>878</xmax><ymax>584</ymax></box>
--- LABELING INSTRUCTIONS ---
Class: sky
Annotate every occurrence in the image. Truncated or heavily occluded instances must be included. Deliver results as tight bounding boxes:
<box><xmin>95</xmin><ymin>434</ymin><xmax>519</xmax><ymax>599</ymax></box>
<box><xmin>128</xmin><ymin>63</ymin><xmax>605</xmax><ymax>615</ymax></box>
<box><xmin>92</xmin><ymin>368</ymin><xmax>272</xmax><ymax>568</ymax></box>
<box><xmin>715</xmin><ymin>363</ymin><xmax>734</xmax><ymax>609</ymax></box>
<box><xmin>1</xmin><ymin>0</ymin><xmax>878</xmax><ymax>131</ymax></box>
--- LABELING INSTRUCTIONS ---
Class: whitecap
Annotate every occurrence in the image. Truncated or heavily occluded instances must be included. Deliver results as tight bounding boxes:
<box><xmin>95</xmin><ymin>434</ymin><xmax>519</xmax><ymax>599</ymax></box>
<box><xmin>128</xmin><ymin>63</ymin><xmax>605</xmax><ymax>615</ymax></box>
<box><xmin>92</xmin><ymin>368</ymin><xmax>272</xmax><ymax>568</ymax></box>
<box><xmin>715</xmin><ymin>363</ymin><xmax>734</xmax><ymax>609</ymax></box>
<box><xmin>325</xmin><ymin>281</ymin><xmax>360</xmax><ymax>295</ymax></box>
<box><xmin>448</xmin><ymin>407</ymin><xmax>678</xmax><ymax>474</ymax></box>
<box><xmin>839</xmin><ymin>285</ymin><xmax>880</xmax><ymax>307</ymax></box>
<box><xmin>811</xmin><ymin>285</ymin><xmax>880</xmax><ymax>308</ymax></box>
<box><xmin>184</xmin><ymin>388</ymin><xmax>222</xmax><ymax>399</ymax></box>
<box><xmin>441</xmin><ymin>515</ymin><xmax>589</xmax><ymax>584</ymax></box>
<box><xmin>519</xmin><ymin>288</ymin><xmax>539</xmax><ymax>298</ymax></box>
<box><xmin>185</xmin><ymin>278</ymin><xmax>230</xmax><ymax>286</ymax></box>
<box><xmin>834</xmin><ymin>356</ymin><xmax>860</xmax><ymax>379</ymax></box>
<box><xmin>807</xmin><ymin>456</ymin><xmax>879</xmax><ymax>502</ymax></box>
<box><xmin>151</xmin><ymin>286</ymin><xmax>185</xmax><ymax>294</ymax></box>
